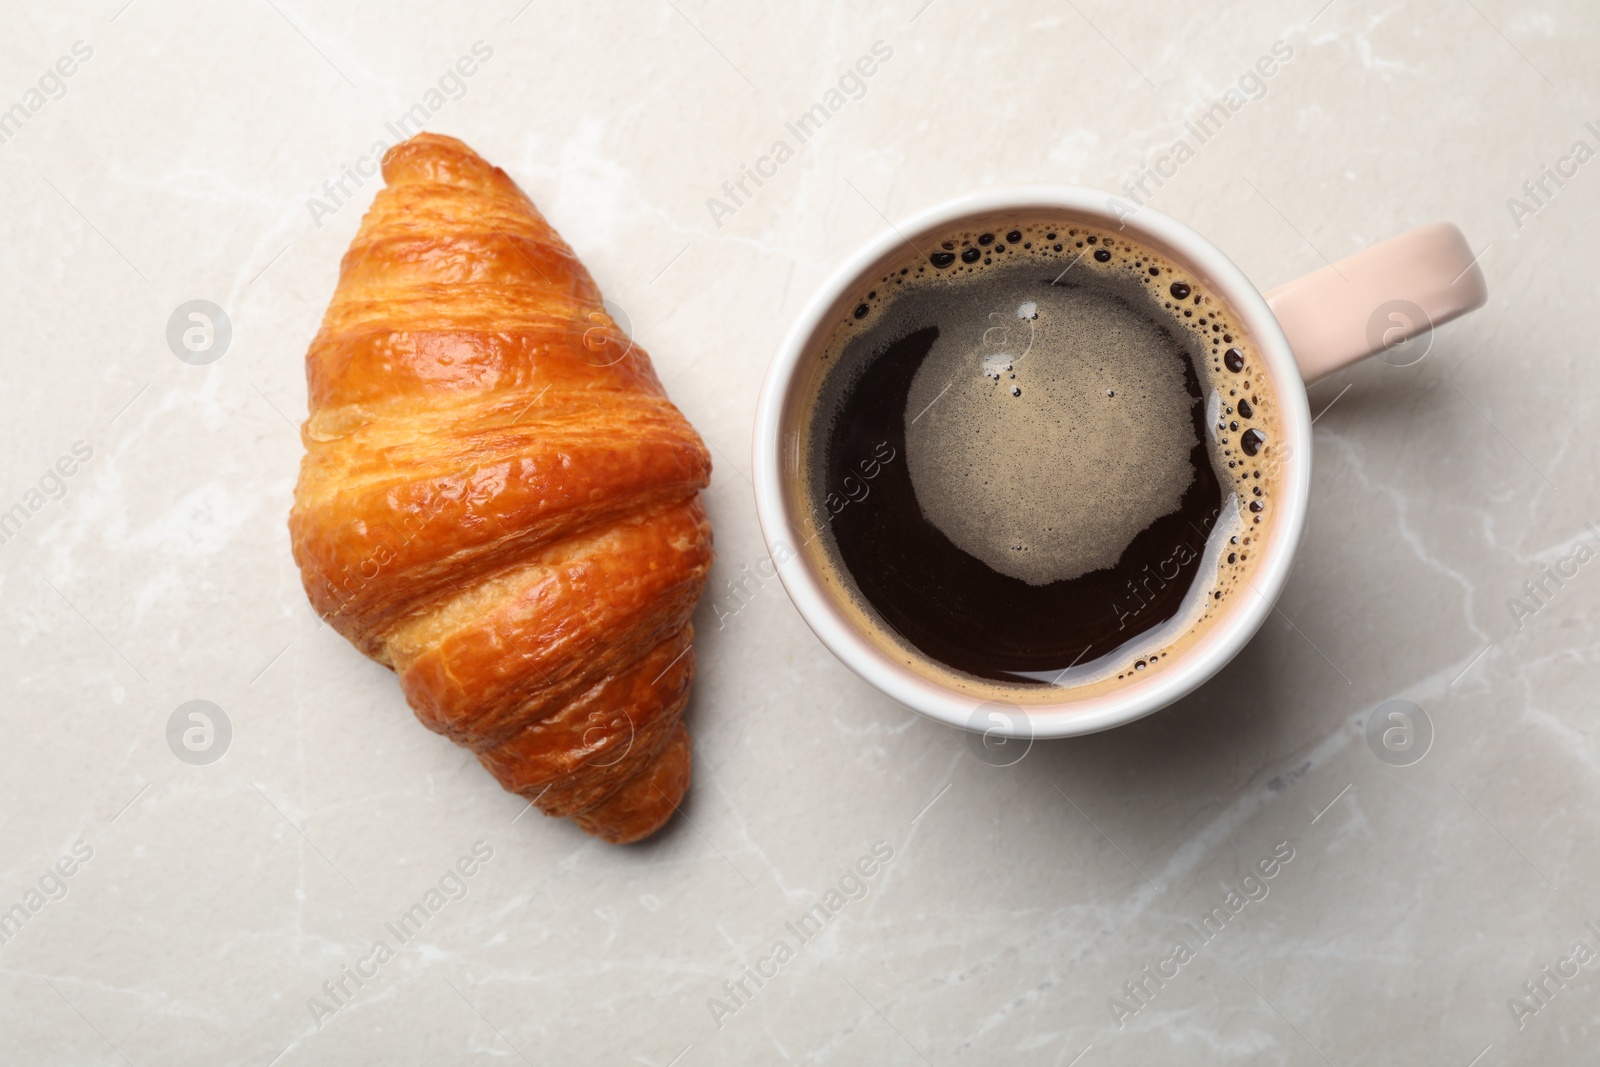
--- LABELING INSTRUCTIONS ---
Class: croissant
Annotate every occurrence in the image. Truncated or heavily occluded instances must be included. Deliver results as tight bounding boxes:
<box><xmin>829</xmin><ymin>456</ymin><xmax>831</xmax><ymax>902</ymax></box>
<box><xmin>288</xmin><ymin>133</ymin><xmax>713</xmax><ymax>844</ymax></box>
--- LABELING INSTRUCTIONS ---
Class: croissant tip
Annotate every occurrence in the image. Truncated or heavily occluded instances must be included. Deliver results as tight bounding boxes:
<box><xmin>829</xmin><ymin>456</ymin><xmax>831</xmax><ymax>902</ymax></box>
<box><xmin>380</xmin><ymin>132</ymin><xmax>514</xmax><ymax>195</ymax></box>
<box><xmin>384</xmin><ymin>130</ymin><xmax>473</xmax><ymax>161</ymax></box>
<box><xmin>568</xmin><ymin>721</ymin><xmax>694</xmax><ymax>845</ymax></box>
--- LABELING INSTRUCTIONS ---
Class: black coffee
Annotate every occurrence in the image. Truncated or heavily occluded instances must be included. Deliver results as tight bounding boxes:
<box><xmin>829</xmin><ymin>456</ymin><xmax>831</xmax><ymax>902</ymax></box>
<box><xmin>800</xmin><ymin>222</ymin><xmax>1282</xmax><ymax>693</ymax></box>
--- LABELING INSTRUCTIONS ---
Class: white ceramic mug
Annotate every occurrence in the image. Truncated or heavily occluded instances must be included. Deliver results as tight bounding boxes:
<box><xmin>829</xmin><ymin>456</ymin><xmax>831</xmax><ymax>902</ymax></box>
<box><xmin>751</xmin><ymin>188</ymin><xmax>1487</xmax><ymax>739</ymax></box>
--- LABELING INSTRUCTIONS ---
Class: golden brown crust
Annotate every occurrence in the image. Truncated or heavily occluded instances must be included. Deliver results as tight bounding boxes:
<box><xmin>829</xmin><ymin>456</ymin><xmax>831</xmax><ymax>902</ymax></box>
<box><xmin>288</xmin><ymin>133</ymin><xmax>712</xmax><ymax>844</ymax></box>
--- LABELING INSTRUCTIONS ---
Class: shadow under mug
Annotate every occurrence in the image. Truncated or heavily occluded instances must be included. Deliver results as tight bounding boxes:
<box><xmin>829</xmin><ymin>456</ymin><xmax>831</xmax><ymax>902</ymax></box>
<box><xmin>751</xmin><ymin>187</ymin><xmax>1488</xmax><ymax>739</ymax></box>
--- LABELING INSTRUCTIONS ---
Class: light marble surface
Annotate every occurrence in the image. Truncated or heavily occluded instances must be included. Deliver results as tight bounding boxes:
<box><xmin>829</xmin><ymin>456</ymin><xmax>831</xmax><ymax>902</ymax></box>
<box><xmin>3</xmin><ymin>1</ymin><xmax>1598</xmax><ymax>1063</ymax></box>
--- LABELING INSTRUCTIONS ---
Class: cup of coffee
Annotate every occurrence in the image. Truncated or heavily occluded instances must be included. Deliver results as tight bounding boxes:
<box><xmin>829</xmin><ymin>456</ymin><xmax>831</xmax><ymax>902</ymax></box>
<box><xmin>752</xmin><ymin>187</ymin><xmax>1486</xmax><ymax>739</ymax></box>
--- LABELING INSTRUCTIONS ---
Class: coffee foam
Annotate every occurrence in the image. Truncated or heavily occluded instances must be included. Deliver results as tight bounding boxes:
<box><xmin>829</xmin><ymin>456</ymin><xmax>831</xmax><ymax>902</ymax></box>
<box><xmin>900</xmin><ymin>263</ymin><xmax>1202</xmax><ymax>586</ymax></box>
<box><xmin>799</xmin><ymin>219</ymin><xmax>1285</xmax><ymax>701</ymax></box>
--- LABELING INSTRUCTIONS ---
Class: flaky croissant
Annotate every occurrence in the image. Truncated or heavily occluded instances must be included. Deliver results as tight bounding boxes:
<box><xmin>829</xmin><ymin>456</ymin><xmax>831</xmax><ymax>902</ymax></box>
<box><xmin>289</xmin><ymin>133</ymin><xmax>713</xmax><ymax>844</ymax></box>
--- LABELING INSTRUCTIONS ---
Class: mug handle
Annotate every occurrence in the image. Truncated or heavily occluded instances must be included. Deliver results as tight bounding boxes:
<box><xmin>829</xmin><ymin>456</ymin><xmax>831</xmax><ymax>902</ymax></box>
<box><xmin>1263</xmin><ymin>222</ymin><xmax>1489</xmax><ymax>383</ymax></box>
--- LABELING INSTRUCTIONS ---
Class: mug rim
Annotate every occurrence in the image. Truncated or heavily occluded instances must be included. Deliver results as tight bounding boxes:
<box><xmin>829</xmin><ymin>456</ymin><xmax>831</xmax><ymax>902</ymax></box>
<box><xmin>751</xmin><ymin>185</ymin><xmax>1314</xmax><ymax>738</ymax></box>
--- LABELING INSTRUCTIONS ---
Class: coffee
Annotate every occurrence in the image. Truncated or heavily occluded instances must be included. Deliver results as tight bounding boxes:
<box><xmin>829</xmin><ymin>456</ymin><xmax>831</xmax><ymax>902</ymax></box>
<box><xmin>794</xmin><ymin>220</ymin><xmax>1284</xmax><ymax>700</ymax></box>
